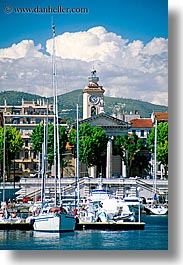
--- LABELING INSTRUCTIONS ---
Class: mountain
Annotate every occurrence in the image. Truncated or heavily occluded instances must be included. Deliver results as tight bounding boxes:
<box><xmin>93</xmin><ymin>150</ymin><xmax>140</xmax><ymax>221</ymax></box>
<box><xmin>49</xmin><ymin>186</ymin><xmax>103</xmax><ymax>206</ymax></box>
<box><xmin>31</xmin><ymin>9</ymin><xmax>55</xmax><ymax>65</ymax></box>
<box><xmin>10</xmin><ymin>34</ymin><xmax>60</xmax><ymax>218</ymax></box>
<box><xmin>0</xmin><ymin>90</ymin><xmax>168</xmax><ymax>121</ymax></box>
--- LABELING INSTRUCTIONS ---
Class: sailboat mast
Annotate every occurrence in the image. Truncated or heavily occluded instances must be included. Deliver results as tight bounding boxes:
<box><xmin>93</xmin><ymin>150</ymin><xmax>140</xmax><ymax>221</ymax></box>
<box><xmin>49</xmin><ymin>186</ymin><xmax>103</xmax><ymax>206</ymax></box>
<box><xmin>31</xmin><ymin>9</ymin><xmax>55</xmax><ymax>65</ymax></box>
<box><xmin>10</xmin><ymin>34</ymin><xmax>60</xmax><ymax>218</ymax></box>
<box><xmin>3</xmin><ymin>116</ymin><xmax>6</xmax><ymax>202</ymax></box>
<box><xmin>52</xmin><ymin>22</ymin><xmax>57</xmax><ymax>206</ymax></box>
<box><xmin>41</xmin><ymin>100</ymin><xmax>49</xmax><ymax>204</ymax></box>
<box><xmin>56</xmin><ymin>88</ymin><xmax>61</xmax><ymax>204</ymax></box>
<box><xmin>41</xmin><ymin>119</ymin><xmax>46</xmax><ymax>203</ymax></box>
<box><xmin>76</xmin><ymin>104</ymin><xmax>80</xmax><ymax>207</ymax></box>
<box><xmin>154</xmin><ymin>118</ymin><xmax>157</xmax><ymax>194</ymax></box>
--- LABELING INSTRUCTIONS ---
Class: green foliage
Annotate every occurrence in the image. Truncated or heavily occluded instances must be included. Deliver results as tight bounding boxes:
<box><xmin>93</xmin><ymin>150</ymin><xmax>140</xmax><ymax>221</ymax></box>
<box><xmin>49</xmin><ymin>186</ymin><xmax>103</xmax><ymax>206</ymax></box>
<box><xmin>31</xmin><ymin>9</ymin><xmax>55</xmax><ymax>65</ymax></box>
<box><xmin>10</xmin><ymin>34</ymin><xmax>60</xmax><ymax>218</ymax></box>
<box><xmin>5</xmin><ymin>126</ymin><xmax>24</xmax><ymax>155</ymax></box>
<box><xmin>113</xmin><ymin>133</ymin><xmax>144</xmax><ymax>176</ymax></box>
<box><xmin>147</xmin><ymin>122</ymin><xmax>168</xmax><ymax>164</ymax></box>
<box><xmin>30</xmin><ymin>124</ymin><xmax>67</xmax><ymax>166</ymax></box>
<box><xmin>157</xmin><ymin>140</ymin><xmax>168</xmax><ymax>166</ymax></box>
<box><xmin>147</xmin><ymin>122</ymin><xmax>168</xmax><ymax>177</ymax></box>
<box><xmin>30</xmin><ymin>124</ymin><xmax>44</xmax><ymax>153</ymax></box>
<box><xmin>113</xmin><ymin>133</ymin><xmax>144</xmax><ymax>162</ymax></box>
<box><xmin>0</xmin><ymin>127</ymin><xmax>3</xmax><ymax>162</ymax></box>
<box><xmin>68</xmin><ymin>123</ymin><xmax>107</xmax><ymax>167</ymax></box>
<box><xmin>0</xmin><ymin>126</ymin><xmax>24</xmax><ymax>179</ymax></box>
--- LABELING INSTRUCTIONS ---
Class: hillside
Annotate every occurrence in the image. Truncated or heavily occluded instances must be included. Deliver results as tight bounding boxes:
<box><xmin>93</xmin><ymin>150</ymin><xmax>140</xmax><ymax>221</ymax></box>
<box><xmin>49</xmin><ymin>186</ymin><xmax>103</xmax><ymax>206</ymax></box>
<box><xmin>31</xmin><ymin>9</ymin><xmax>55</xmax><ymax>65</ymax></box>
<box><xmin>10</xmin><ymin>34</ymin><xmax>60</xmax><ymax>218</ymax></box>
<box><xmin>0</xmin><ymin>90</ymin><xmax>168</xmax><ymax>121</ymax></box>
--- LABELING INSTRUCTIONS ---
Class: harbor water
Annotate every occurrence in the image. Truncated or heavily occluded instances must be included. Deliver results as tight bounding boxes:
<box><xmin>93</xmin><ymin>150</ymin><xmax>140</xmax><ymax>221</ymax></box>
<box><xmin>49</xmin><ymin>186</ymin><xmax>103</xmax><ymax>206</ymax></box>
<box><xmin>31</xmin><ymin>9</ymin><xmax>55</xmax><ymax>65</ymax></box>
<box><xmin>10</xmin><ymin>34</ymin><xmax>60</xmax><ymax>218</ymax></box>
<box><xmin>0</xmin><ymin>215</ymin><xmax>168</xmax><ymax>250</ymax></box>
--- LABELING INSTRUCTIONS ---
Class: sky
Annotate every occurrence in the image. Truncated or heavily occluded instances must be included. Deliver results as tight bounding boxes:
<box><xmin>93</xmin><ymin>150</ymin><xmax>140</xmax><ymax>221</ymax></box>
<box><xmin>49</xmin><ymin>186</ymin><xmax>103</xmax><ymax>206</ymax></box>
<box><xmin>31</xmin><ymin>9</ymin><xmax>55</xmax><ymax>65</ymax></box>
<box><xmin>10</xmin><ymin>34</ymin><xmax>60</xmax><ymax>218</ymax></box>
<box><xmin>0</xmin><ymin>0</ymin><xmax>168</xmax><ymax>106</ymax></box>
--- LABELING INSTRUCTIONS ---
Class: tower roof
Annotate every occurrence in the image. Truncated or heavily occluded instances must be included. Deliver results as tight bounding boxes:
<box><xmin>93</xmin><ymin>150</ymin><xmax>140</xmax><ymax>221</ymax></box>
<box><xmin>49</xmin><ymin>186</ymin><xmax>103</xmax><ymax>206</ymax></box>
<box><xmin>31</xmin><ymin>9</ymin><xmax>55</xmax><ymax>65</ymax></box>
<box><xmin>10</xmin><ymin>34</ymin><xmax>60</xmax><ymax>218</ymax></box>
<box><xmin>88</xmin><ymin>69</ymin><xmax>99</xmax><ymax>87</ymax></box>
<box><xmin>83</xmin><ymin>69</ymin><xmax>105</xmax><ymax>93</ymax></box>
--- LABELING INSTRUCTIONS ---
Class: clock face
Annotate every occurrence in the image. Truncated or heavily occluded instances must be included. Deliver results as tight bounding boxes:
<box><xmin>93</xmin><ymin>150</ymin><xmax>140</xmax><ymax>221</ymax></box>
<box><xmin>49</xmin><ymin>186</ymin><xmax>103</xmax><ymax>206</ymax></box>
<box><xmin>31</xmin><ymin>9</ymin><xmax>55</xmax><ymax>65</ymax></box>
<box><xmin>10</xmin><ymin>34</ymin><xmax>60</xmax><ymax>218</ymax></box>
<box><xmin>89</xmin><ymin>95</ymin><xmax>100</xmax><ymax>105</ymax></box>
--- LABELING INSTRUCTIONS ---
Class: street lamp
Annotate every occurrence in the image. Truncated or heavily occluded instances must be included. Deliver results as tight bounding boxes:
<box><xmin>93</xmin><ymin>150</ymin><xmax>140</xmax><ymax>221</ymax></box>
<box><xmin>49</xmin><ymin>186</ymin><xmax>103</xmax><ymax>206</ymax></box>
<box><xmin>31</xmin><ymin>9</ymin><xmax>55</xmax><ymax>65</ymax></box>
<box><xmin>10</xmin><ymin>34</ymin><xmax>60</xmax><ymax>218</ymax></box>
<box><xmin>137</xmin><ymin>187</ymin><xmax>142</xmax><ymax>223</ymax></box>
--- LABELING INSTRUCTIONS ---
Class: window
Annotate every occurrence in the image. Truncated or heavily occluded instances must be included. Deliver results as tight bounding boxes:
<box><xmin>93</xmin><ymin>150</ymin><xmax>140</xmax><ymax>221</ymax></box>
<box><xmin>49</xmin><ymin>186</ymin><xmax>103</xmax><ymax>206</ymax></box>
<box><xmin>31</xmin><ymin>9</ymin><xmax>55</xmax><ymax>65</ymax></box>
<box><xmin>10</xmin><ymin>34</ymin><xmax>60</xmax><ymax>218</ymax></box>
<box><xmin>25</xmin><ymin>140</ymin><xmax>29</xmax><ymax>147</ymax></box>
<box><xmin>132</xmin><ymin>130</ymin><xmax>136</xmax><ymax>134</ymax></box>
<box><xmin>25</xmin><ymin>152</ymin><xmax>29</xmax><ymax>159</ymax></box>
<box><xmin>91</xmin><ymin>106</ymin><xmax>96</xmax><ymax>116</ymax></box>
<box><xmin>141</xmin><ymin>130</ymin><xmax>144</xmax><ymax>137</ymax></box>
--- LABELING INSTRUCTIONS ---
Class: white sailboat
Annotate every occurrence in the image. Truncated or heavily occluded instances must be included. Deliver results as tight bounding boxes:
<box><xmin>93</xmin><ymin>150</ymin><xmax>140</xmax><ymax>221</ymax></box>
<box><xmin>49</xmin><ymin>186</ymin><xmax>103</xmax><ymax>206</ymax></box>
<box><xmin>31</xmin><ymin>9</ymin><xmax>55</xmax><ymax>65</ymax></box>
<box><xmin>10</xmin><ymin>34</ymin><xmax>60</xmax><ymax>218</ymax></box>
<box><xmin>32</xmin><ymin>22</ymin><xmax>76</xmax><ymax>232</ymax></box>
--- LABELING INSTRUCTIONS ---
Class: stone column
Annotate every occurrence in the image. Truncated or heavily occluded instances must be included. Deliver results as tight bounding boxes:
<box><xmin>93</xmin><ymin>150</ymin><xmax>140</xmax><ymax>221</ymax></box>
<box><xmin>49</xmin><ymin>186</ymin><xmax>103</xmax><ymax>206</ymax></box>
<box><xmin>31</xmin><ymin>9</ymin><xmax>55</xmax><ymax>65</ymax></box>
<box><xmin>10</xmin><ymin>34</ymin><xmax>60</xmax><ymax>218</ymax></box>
<box><xmin>90</xmin><ymin>166</ymin><xmax>97</xmax><ymax>178</ymax></box>
<box><xmin>106</xmin><ymin>137</ymin><xmax>113</xmax><ymax>179</ymax></box>
<box><xmin>160</xmin><ymin>164</ymin><xmax>164</xmax><ymax>180</ymax></box>
<box><xmin>122</xmin><ymin>160</ymin><xmax>127</xmax><ymax>178</ymax></box>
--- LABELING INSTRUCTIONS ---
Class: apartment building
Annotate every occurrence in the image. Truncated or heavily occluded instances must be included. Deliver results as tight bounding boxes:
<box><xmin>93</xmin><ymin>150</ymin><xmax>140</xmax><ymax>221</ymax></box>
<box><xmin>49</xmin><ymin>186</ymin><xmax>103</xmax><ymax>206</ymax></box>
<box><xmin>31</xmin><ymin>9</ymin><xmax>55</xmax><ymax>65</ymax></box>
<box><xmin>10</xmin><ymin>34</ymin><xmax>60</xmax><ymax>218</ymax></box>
<box><xmin>0</xmin><ymin>98</ymin><xmax>67</xmax><ymax>179</ymax></box>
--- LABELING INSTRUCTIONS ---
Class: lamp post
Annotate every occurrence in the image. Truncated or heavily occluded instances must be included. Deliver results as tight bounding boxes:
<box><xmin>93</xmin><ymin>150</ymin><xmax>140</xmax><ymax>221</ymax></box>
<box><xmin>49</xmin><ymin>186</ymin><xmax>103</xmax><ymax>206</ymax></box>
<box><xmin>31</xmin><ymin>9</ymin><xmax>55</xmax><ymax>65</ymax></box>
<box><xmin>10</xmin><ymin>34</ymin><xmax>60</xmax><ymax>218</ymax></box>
<box><xmin>137</xmin><ymin>187</ymin><xmax>141</xmax><ymax>223</ymax></box>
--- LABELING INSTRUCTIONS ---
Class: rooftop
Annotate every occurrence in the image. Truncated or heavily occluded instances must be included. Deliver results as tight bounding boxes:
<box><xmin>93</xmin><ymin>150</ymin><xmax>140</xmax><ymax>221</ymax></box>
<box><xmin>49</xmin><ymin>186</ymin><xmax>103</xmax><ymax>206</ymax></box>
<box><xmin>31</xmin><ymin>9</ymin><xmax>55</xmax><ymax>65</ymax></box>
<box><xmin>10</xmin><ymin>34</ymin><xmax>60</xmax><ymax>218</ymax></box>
<box><xmin>130</xmin><ymin>118</ymin><xmax>153</xmax><ymax>128</ymax></box>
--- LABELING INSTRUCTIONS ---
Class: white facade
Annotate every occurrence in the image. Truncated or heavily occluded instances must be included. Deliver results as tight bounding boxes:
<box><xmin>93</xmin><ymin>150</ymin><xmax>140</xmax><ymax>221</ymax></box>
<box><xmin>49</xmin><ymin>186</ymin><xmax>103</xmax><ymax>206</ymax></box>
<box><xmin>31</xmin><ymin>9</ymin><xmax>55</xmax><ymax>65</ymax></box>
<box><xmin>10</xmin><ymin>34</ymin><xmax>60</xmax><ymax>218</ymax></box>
<box><xmin>82</xmin><ymin>70</ymin><xmax>105</xmax><ymax>120</ymax></box>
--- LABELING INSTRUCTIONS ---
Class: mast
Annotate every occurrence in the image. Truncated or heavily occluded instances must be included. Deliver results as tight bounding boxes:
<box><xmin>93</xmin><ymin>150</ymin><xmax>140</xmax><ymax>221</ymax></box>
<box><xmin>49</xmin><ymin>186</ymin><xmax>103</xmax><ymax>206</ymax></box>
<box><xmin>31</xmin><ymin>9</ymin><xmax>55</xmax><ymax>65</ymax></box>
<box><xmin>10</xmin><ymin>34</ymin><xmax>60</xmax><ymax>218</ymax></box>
<box><xmin>3</xmin><ymin>116</ymin><xmax>6</xmax><ymax>202</ymax></box>
<box><xmin>41</xmin><ymin>100</ymin><xmax>48</xmax><ymax>204</ymax></box>
<box><xmin>56</xmin><ymin>84</ymin><xmax>61</xmax><ymax>204</ymax></box>
<box><xmin>52</xmin><ymin>21</ymin><xmax>57</xmax><ymax>206</ymax></box>
<box><xmin>154</xmin><ymin>118</ymin><xmax>157</xmax><ymax>196</ymax></box>
<box><xmin>76</xmin><ymin>104</ymin><xmax>80</xmax><ymax>207</ymax></box>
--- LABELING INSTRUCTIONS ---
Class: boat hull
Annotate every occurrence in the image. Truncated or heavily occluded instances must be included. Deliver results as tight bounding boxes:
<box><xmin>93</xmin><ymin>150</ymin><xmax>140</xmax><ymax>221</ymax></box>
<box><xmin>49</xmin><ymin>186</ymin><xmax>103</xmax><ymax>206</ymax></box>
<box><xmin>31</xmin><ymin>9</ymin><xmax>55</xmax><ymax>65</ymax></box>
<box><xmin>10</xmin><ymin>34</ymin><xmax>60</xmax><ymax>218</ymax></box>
<box><xmin>145</xmin><ymin>205</ymin><xmax>168</xmax><ymax>215</ymax></box>
<box><xmin>33</xmin><ymin>213</ymin><xmax>76</xmax><ymax>232</ymax></box>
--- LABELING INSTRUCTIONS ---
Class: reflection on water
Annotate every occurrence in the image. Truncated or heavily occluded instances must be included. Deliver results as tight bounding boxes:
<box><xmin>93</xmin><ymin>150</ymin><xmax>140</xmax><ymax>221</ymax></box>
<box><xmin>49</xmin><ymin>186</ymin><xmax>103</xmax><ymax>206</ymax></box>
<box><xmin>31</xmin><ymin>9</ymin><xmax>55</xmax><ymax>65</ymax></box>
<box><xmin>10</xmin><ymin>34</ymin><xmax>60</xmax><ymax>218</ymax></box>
<box><xmin>0</xmin><ymin>216</ymin><xmax>168</xmax><ymax>250</ymax></box>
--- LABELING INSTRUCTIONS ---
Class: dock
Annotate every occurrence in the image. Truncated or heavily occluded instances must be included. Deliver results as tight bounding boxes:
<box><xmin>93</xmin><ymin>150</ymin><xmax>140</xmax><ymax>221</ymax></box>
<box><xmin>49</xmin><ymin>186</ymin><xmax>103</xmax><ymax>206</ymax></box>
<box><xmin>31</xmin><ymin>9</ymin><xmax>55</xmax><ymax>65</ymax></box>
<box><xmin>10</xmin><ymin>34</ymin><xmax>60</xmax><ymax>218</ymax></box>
<box><xmin>0</xmin><ymin>221</ymin><xmax>145</xmax><ymax>231</ymax></box>
<box><xmin>0</xmin><ymin>222</ymin><xmax>33</xmax><ymax>231</ymax></box>
<box><xmin>75</xmin><ymin>221</ymin><xmax>145</xmax><ymax>231</ymax></box>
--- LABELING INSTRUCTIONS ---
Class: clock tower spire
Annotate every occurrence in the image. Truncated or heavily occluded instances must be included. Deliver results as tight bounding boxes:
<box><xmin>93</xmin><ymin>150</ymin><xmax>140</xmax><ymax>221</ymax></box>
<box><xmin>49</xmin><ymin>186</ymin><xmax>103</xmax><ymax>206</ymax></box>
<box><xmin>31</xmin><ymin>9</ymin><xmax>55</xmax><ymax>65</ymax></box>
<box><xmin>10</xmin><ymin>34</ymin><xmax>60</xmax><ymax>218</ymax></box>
<box><xmin>83</xmin><ymin>69</ymin><xmax>105</xmax><ymax>119</ymax></box>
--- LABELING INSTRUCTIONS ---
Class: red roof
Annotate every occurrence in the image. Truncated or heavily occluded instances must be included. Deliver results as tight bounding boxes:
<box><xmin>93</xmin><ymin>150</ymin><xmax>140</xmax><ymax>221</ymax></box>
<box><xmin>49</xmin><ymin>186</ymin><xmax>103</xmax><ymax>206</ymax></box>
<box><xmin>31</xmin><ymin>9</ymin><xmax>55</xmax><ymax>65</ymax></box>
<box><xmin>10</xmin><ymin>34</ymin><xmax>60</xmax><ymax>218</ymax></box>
<box><xmin>130</xmin><ymin>118</ymin><xmax>153</xmax><ymax>128</ymax></box>
<box><xmin>154</xmin><ymin>112</ymin><xmax>168</xmax><ymax>121</ymax></box>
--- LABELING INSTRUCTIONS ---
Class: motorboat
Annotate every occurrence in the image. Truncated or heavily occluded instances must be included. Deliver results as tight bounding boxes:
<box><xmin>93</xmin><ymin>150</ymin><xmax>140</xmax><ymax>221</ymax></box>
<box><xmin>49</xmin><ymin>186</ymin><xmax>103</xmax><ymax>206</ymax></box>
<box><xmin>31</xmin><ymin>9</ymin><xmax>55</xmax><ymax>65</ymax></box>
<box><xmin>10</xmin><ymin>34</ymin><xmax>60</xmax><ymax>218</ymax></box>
<box><xmin>96</xmin><ymin>198</ymin><xmax>136</xmax><ymax>223</ymax></box>
<box><xmin>78</xmin><ymin>198</ymin><xmax>136</xmax><ymax>223</ymax></box>
<box><xmin>87</xmin><ymin>175</ymin><xmax>113</xmax><ymax>203</ymax></box>
<box><xmin>0</xmin><ymin>203</ymin><xmax>23</xmax><ymax>224</ymax></box>
<box><xmin>122</xmin><ymin>196</ymin><xmax>143</xmax><ymax>215</ymax></box>
<box><xmin>144</xmin><ymin>204</ymin><xmax>168</xmax><ymax>215</ymax></box>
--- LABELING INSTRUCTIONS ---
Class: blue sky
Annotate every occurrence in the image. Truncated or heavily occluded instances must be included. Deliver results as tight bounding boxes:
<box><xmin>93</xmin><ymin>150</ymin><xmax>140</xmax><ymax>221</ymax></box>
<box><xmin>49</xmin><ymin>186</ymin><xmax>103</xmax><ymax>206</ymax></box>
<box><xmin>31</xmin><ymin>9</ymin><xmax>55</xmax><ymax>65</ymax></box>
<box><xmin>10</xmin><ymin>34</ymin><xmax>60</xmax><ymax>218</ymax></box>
<box><xmin>0</xmin><ymin>0</ymin><xmax>168</xmax><ymax>48</ymax></box>
<box><xmin>0</xmin><ymin>0</ymin><xmax>168</xmax><ymax>106</ymax></box>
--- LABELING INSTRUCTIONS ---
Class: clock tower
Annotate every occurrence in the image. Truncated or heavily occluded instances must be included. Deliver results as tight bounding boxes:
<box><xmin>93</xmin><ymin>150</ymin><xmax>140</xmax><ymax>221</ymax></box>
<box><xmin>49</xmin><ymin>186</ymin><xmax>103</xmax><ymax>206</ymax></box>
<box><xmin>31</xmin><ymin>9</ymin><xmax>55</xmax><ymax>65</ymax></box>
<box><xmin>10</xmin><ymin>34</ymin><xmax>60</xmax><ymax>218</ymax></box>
<box><xmin>83</xmin><ymin>69</ymin><xmax>105</xmax><ymax>119</ymax></box>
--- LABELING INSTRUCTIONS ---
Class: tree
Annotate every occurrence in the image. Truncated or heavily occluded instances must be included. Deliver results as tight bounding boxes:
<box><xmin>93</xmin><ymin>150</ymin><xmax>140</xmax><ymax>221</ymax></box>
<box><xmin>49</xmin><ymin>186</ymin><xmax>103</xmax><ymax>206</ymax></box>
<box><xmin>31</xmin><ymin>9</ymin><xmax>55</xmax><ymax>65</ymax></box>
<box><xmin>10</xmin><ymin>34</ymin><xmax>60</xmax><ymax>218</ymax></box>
<box><xmin>31</xmin><ymin>124</ymin><xmax>67</xmax><ymax>173</ymax></box>
<box><xmin>68</xmin><ymin>123</ymin><xmax>107</xmax><ymax>175</ymax></box>
<box><xmin>147</xmin><ymin>122</ymin><xmax>168</xmax><ymax>178</ymax></box>
<box><xmin>113</xmin><ymin>133</ymin><xmax>144</xmax><ymax>177</ymax></box>
<box><xmin>0</xmin><ymin>126</ymin><xmax>24</xmax><ymax>180</ymax></box>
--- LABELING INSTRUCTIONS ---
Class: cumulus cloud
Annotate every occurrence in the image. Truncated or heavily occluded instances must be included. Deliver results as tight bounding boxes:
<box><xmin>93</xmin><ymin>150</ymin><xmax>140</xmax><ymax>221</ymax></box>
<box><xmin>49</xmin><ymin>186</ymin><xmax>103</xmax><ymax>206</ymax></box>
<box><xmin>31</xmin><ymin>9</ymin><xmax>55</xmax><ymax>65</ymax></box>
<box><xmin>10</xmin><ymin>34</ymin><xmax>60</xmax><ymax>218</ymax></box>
<box><xmin>0</xmin><ymin>40</ymin><xmax>43</xmax><ymax>59</ymax></box>
<box><xmin>0</xmin><ymin>26</ymin><xmax>168</xmax><ymax>106</ymax></box>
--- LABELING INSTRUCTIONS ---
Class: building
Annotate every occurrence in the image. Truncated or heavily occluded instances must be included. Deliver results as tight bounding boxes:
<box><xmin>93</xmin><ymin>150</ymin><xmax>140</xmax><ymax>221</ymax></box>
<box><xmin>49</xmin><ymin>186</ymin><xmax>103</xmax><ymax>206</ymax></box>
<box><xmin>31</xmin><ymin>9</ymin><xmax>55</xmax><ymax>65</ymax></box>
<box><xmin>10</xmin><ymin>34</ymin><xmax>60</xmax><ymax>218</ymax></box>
<box><xmin>79</xmin><ymin>70</ymin><xmax>131</xmax><ymax>178</ymax></box>
<box><xmin>128</xmin><ymin>112</ymin><xmax>168</xmax><ymax>179</ymax></box>
<box><xmin>151</xmin><ymin>111</ymin><xmax>168</xmax><ymax>123</ymax></box>
<box><xmin>0</xmin><ymin>98</ymin><xmax>67</xmax><ymax>179</ymax></box>
<box><xmin>128</xmin><ymin>118</ymin><xmax>153</xmax><ymax>144</ymax></box>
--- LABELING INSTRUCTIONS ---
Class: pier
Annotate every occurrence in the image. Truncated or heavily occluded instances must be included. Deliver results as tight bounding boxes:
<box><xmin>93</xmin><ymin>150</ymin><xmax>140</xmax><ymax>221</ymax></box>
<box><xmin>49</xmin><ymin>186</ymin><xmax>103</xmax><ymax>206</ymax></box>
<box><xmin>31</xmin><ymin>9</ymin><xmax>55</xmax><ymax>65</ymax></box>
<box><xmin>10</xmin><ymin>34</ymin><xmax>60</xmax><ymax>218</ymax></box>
<box><xmin>0</xmin><ymin>221</ymin><xmax>145</xmax><ymax>231</ymax></box>
<box><xmin>0</xmin><ymin>222</ymin><xmax>33</xmax><ymax>231</ymax></box>
<box><xmin>75</xmin><ymin>221</ymin><xmax>145</xmax><ymax>231</ymax></box>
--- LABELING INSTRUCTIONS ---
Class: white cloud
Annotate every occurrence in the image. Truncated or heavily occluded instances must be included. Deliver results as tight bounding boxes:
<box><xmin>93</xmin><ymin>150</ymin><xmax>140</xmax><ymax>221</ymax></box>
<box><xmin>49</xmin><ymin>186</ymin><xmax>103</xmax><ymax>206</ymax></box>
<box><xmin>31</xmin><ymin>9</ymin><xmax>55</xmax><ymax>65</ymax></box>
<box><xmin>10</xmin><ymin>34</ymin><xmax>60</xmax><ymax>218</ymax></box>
<box><xmin>0</xmin><ymin>26</ymin><xmax>168</xmax><ymax>106</ymax></box>
<box><xmin>0</xmin><ymin>40</ymin><xmax>43</xmax><ymax>59</ymax></box>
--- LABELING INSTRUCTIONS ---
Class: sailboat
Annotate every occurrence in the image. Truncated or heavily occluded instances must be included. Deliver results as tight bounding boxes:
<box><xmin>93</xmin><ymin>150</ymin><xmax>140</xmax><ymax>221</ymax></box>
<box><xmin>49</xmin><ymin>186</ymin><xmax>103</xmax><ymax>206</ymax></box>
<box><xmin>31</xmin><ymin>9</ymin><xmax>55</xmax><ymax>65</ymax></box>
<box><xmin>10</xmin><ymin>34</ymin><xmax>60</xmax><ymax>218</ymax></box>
<box><xmin>32</xmin><ymin>23</ymin><xmax>76</xmax><ymax>232</ymax></box>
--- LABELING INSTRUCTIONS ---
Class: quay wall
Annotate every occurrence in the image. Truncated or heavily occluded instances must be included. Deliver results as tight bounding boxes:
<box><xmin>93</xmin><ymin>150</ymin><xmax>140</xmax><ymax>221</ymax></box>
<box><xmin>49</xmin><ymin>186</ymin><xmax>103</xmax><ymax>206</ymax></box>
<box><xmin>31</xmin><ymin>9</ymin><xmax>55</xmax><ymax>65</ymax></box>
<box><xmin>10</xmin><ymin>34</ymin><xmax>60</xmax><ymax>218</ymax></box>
<box><xmin>0</xmin><ymin>177</ymin><xmax>168</xmax><ymax>201</ymax></box>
